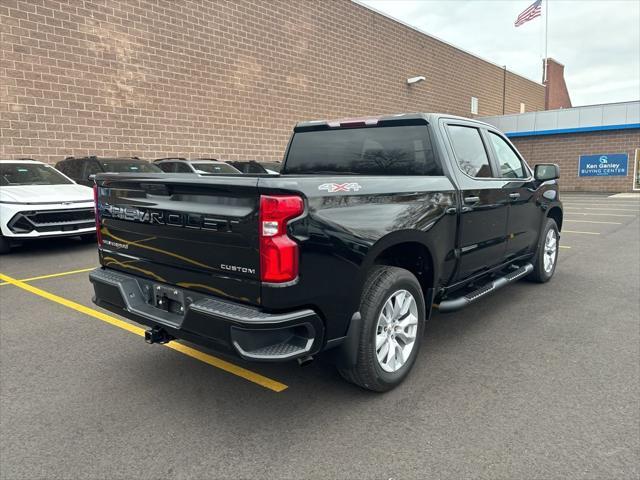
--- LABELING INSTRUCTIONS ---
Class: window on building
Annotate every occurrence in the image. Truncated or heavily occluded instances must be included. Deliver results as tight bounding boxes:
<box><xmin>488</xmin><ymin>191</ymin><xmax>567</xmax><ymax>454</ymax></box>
<box><xmin>488</xmin><ymin>131</ymin><xmax>527</xmax><ymax>179</ymax></box>
<box><xmin>447</xmin><ymin>125</ymin><xmax>492</xmax><ymax>178</ymax></box>
<box><xmin>520</xmin><ymin>103</ymin><xmax>526</xmax><ymax>113</ymax></box>
<box><xmin>470</xmin><ymin>97</ymin><xmax>479</xmax><ymax>115</ymax></box>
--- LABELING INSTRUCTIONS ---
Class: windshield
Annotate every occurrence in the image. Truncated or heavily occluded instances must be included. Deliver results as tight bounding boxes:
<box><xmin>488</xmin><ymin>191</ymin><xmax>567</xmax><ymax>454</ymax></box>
<box><xmin>192</xmin><ymin>163</ymin><xmax>240</xmax><ymax>174</ymax></box>
<box><xmin>0</xmin><ymin>163</ymin><xmax>73</xmax><ymax>186</ymax></box>
<box><xmin>100</xmin><ymin>161</ymin><xmax>162</xmax><ymax>173</ymax></box>
<box><xmin>283</xmin><ymin>125</ymin><xmax>442</xmax><ymax>175</ymax></box>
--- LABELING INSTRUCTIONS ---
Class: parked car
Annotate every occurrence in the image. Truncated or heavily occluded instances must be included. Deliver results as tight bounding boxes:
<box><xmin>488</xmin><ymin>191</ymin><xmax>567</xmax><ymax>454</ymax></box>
<box><xmin>89</xmin><ymin>113</ymin><xmax>562</xmax><ymax>391</ymax></box>
<box><xmin>55</xmin><ymin>156</ymin><xmax>163</xmax><ymax>186</ymax></box>
<box><xmin>226</xmin><ymin>160</ymin><xmax>281</xmax><ymax>174</ymax></box>
<box><xmin>154</xmin><ymin>158</ymin><xmax>241</xmax><ymax>174</ymax></box>
<box><xmin>0</xmin><ymin>159</ymin><xmax>95</xmax><ymax>253</ymax></box>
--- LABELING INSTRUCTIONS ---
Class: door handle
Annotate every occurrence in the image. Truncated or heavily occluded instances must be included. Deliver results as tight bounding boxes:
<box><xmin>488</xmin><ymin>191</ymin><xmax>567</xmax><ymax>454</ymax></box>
<box><xmin>464</xmin><ymin>196</ymin><xmax>480</xmax><ymax>204</ymax></box>
<box><xmin>509</xmin><ymin>192</ymin><xmax>521</xmax><ymax>199</ymax></box>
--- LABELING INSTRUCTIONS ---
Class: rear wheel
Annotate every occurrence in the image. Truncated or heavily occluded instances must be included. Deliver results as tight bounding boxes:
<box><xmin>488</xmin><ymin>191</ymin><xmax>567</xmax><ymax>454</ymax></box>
<box><xmin>338</xmin><ymin>266</ymin><xmax>426</xmax><ymax>392</ymax></box>
<box><xmin>0</xmin><ymin>234</ymin><xmax>11</xmax><ymax>254</ymax></box>
<box><xmin>528</xmin><ymin>218</ymin><xmax>559</xmax><ymax>283</ymax></box>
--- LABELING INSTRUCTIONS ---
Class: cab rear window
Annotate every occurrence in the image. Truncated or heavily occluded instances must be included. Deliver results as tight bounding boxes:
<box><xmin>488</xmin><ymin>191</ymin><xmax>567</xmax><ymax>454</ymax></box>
<box><xmin>283</xmin><ymin>126</ymin><xmax>442</xmax><ymax>175</ymax></box>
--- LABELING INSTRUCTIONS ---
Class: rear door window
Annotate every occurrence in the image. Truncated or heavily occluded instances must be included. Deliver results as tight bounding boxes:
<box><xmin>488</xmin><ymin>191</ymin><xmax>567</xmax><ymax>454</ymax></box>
<box><xmin>174</xmin><ymin>163</ymin><xmax>193</xmax><ymax>173</ymax></box>
<box><xmin>446</xmin><ymin>125</ymin><xmax>493</xmax><ymax>178</ymax></box>
<box><xmin>283</xmin><ymin>125</ymin><xmax>442</xmax><ymax>175</ymax></box>
<box><xmin>157</xmin><ymin>162</ymin><xmax>175</xmax><ymax>173</ymax></box>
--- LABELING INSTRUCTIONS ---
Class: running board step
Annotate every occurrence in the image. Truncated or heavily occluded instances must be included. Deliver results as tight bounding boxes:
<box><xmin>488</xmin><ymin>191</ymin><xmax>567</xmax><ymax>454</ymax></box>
<box><xmin>437</xmin><ymin>263</ymin><xmax>533</xmax><ymax>313</ymax></box>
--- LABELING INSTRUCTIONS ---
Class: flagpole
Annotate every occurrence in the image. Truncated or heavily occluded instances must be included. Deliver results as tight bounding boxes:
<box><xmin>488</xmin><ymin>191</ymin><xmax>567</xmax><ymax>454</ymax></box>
<box><xmin>544</xmin><ymin>0</ymin><xmax>549</xmax><ymax>82</ymax></box>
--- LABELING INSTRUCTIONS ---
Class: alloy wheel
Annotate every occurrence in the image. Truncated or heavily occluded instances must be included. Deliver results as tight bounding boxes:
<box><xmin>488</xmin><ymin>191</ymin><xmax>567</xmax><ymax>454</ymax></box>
<box><xmin>543</xmin><ymin>229</ymin><xmax>558</xmax><ymax>273</ymax></box>
<box><xmin>375</xmin><ymin>289</ymin><xmax>419</xmax><ymax>373</ymax></box>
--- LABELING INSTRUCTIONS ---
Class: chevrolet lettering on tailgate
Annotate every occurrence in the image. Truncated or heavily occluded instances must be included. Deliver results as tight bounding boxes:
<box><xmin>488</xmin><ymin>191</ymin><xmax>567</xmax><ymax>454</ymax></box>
<box><xmin>100</xmin><ymin>204</ymin><xmax>238</xmax><ymax>232</ymax></box>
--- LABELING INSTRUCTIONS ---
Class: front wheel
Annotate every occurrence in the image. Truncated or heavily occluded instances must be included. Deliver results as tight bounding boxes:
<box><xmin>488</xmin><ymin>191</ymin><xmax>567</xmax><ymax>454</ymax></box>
<box><xmin>338</xmin><ymin>266</ymin><xmax>426</xmax><ymax>392</ymax></box>
<box><xmin>528</xmin><ymin>218</ymin><xmax>559</xmax><ymax>283</ymax></box>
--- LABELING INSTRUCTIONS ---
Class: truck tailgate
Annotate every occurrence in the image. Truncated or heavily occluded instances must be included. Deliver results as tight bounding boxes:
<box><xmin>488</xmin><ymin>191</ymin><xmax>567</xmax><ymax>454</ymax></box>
<box><xmin>95</xmin><ymin>175</ymin><xmax>262</xmax><ymax>305</ymax></box>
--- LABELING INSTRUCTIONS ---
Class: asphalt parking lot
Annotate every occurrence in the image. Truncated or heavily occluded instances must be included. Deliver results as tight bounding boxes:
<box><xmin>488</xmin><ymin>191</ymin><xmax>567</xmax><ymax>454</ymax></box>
<box><xmin>1</xmin><ymin>193</ymin><xmax>638</xmax><ymax>480</ymax></box>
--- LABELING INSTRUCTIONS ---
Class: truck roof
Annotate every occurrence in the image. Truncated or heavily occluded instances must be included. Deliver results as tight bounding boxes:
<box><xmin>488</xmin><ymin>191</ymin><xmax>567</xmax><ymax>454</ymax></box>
<box><xmin>294</xmin><ymin>112</ymin><xmax>495</xmax><ymax>131</ymax></box>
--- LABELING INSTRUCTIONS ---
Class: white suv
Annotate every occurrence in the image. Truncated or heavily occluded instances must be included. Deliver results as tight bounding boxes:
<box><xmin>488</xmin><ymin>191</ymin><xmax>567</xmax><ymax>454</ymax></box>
<box><xmin>0</xmin><ymin>159</ymin><xmax>95</xmax><ymax>253</ymax></box>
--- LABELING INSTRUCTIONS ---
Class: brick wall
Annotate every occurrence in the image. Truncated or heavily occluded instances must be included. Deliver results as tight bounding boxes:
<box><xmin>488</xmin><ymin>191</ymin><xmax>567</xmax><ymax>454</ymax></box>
<box><xmin>1</xmin><ymin>0</ymin><xmax>546</xmax><ymax>164</ymax></box>
<box><xmin>512</xmin><ymin>129</ymin><xmax>640</xmax><ymax>192</ymax></box>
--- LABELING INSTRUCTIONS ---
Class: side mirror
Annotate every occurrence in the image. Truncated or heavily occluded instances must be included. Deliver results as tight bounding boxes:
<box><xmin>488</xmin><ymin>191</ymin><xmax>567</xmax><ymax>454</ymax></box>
<box><xmin>534</xmin><ymin>163</ymin><xmax>560</xmax><ymax>182</ymax></box>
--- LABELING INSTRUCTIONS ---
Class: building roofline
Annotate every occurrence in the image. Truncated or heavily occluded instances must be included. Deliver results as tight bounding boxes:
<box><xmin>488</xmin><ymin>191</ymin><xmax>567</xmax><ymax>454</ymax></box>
<box><xmin>483</xmin><ymin>99</ymin><xmax>640</xmax><ymax>119</ymax></box>
<box><xmin>351</xmin><ymin>0</ymin><xmax>545</xmax><ymax>87</ymax></box>
<box><xmin>540</xmin><ymin>99</ymin><xmax>640</xmax><ymax>114</ymax></box>
<box><xmin>506</xmin><ymin>123</ymin><xmax>640</xmax><ymax>138</ymax></box>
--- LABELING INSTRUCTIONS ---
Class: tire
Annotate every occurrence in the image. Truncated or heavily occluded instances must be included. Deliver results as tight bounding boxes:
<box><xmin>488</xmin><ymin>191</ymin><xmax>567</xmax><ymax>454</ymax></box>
<box><xmin>338</xmin><ymin>266</ymin><xmax>426</xmax><ymax>392</ymax></box>
<box><xmin>528</xmin><ymin>218</ymin><xmax>559</xmax><ymax>283</ymax></box>
<box><xmin>0</xmin><ymin>234</ymin><xmax>10</xmax><ymax>254</ymax></box>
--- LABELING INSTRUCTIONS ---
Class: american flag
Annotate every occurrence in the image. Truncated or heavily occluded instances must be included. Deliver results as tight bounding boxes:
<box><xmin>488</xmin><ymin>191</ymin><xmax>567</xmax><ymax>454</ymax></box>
<box><xmin>515</xmin><ymin>0</ymin><xmax>542</xmax><ymax>27</ymax></box>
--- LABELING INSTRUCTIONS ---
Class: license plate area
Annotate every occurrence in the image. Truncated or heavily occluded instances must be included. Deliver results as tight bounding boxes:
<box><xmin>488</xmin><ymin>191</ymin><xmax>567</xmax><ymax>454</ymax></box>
<box><xmin>152</xmin><ymin>284</ymin><xmax>185</xmax><ymax>316</ymax></box>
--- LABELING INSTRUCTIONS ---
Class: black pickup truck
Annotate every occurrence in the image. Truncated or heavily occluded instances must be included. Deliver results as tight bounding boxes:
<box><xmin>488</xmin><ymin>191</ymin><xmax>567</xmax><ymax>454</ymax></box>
<box><xmin>90</xmin><ymin>113</ymin><xmax>562</xmax><ymax>391</ymax></box>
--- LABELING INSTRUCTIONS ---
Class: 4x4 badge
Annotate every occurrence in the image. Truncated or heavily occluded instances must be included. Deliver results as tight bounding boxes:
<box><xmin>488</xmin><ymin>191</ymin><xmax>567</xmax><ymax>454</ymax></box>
<box><xmin>318</xmin><ymin>182</ymin><xmax>362</xmax><ymax>193</ymax></box>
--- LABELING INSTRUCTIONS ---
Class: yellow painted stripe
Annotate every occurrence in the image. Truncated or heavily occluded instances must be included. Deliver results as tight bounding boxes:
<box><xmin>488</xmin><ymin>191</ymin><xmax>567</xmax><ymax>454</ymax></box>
<box><xmin>565</xmin><ymin>207</ymin><xmax>639</xmax><ymax>212</ymax></box>
<box><xmin>562</xmin><ymin>230</ymin><xmax>600</xmax><ymax>235</ymax></box>
<box><xmin>0</xmin><ymin>272</ymin><xmax>288</xmax><ymax>392</ymax></box>
<box><xmin>563</xmin><ymin>203</ymin><xmax>640</xmax><ymax>207</ymax></box>
<box><xmin>559</xmin><ymin>245</ymin><xmax>571</xmax><ymax>249</ymax></box>
<box><xmin>564</xmin><ymin>212</ymin><xmax>635</xmax><ymax>217</ymax></box>
<box><xmin>0</xmin><ymin>267</ymin><xmax>96</xmax><ymax>286</ymax></box>
<box><xmin>565</xmin><ymin>219</ymin><xmax>622</xmax><ymax>225</ymax></box>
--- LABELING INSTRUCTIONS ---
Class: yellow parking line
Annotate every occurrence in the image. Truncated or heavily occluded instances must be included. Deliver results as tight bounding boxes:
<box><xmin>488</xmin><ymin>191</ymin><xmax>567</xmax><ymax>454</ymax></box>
<box><xmin>565</xmin><ymin>219</ymin><xmax>622</xmax><ymax>225</ymax></box>
<box><xmin>0</xmin><ymin>272</ymin><xmax>288</xmax><ymax>393</ymax></box>
<box><xmin>565</xmin><ymin>212</ymin><xmax>635</xmax><ymax>217</ymax></box>
<box><xmin>565</xmin><ymin>207</ymin><xmax>639</xmax><ymax>212</ymax></box>
<box><xmin>0</xmin><ymin>267</ymin><xmax>96</xmax><ymax>286</ymax></box>
<box><xmin>563</xmin><ymin>203</ymin><xmax>640</xmax><ymax>207</ymax></box>
<box><xmin>562</xmin><ymin>230</ymin><xmax>600</xmax><ymax>235</ymax></box>
<box><xmin>559</xmin><ymin>246</ymin><xmax>571</xmax><ymax>249</ymax></box>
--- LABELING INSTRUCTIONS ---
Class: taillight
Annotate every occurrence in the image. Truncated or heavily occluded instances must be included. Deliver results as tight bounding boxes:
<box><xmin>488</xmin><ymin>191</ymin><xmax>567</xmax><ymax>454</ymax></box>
<box><xmin>93</xmin><ymin>184</ymin><xmax>102</xmax><ymax>246</ymax></box>
<box><xmin>259</xmin><ymin>195</ymin><xmax>304</xmax><ymax>283</ymax></box>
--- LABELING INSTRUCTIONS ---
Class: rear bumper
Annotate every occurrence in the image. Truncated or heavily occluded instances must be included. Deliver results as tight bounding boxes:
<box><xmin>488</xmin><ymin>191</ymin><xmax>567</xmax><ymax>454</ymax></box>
<box><xmin>89</xmin><ymin>267</ymin><xmax>324</xmax><ymax>362</ymax></box>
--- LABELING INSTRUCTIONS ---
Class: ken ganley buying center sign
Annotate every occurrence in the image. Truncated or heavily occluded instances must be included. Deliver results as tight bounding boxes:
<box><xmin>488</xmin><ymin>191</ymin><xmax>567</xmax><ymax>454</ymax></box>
<box><xmin>579</xmin><ymin>153</ymin><xmax>628</xmax><ymax>177</ymax></box>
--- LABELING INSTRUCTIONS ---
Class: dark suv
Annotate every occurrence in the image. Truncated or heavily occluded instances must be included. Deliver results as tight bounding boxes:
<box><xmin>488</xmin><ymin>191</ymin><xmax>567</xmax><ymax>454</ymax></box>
<box><xmin>55</xmin><ymin>156</ymin><xmax>163</xmax><ymax>186</ymax></box>
<box><xmin>226</xmin><ymin>160</ymin><xmax>281</xmax><ymax>174</ymax></box>
<box><xmin>154</xmin><ymin>158</ymin><xmax>242</xmax><ymax>175</ymax></box>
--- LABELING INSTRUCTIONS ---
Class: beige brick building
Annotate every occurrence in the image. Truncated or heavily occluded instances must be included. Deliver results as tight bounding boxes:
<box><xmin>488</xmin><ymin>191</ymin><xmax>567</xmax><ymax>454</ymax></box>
<box><xmin>1</xmin><ymin>0</ymin><xmax>548</xmax><ymax>164</ymax></box>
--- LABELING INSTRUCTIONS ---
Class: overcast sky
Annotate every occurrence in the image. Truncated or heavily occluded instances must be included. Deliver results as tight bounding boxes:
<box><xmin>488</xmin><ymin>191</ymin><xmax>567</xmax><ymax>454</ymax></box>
<box><xmin>359</xmin><ymin>0</ymin><xmax>640</xmax><ymax>106</ymax></box>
